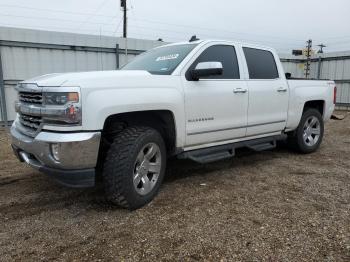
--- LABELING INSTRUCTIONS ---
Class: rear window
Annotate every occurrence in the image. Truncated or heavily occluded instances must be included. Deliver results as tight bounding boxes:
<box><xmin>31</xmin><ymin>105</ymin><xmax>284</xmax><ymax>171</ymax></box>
<box><xmin>243</xmin><ymin>47</ymin><xmax>279</xmax><ymax>79</ymax></box>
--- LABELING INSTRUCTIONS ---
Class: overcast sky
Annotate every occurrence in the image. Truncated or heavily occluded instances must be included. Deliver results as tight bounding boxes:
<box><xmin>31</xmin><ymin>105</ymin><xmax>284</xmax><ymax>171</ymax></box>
<box><xmin>0</xmin><ymin>0</ymin><xmax>349</xmax><ymax>53</ymax></box>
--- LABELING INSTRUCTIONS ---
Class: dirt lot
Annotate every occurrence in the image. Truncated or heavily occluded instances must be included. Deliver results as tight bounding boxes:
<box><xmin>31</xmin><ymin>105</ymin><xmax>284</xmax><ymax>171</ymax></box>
<box><xmin>1</xmin><ymin>115</ymin><xmax>350</xmax><ymax>261</ymax></box>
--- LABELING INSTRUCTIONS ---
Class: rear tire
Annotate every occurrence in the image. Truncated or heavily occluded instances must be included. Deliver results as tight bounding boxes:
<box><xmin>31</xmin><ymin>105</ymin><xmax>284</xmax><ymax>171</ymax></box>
<box><xmin>103</xmin><ymin>126</ymin><xmax>166</xmax><ymax>210</ymax></box>
<box><xmin>287</xmin><ymin>108</ymin><xmax>324</xmax><ymax>153</ymax></box>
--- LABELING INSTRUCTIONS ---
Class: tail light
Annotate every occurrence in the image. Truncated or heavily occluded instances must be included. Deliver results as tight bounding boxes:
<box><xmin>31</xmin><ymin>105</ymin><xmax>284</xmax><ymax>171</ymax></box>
<box><xmin>333</xmin><ymin>86</ymin><xmax>337</xmax><ymax>105</ymax></box>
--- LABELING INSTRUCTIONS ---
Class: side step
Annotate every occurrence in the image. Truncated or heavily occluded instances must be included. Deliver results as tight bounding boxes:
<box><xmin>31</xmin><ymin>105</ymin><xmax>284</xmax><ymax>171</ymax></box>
<box><xmin>247</xmin><ymin>140</ymin><xmax>276</xmax><ymax>152</ymax></box>
<box><xmin>182</xmin><ymin>146</ymin><xmax>235</xmax><ymax>164</ymax></box>
<box><xmin>178</xmin><ymin>134</ymin><xmax>285</xmax><ymax>164</ymax></box>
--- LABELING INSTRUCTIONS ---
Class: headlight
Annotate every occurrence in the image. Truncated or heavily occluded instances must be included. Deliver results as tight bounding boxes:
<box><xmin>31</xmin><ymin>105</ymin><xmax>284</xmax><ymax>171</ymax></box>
<box><xmin>42</xmin><ymin>91</ymin><xmax>82</xmax><ymax>126</ymax></box>
<box><xmin>44</xmin><ymin>92</ymin><xmax>79</xmax><ymax>105</ymax></box>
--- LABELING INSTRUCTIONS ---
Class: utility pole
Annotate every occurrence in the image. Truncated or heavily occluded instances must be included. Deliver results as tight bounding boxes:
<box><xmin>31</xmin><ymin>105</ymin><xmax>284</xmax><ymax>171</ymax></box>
<box><xmin>304</xmin><ymin>39</ymin><xmax>312</xmax><ymax>78</ymax></box>
<box><xmin>120</xmin><ymin>0</ymin><xmax>128</xmax><ymax>60</ymax></box>
<box><xmin>121</xmin><ymin>0</ymin><xmax>127</xmax><ymax>38</ymax></box>
<box><xmin>316</xmin><ymin>43</ymin><xmax>326</xmax><ymax>79</ymax></box>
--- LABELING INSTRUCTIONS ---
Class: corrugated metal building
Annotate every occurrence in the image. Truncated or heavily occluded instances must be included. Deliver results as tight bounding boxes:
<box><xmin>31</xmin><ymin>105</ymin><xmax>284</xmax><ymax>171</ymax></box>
<box><xmin>1</xmin><ymin>27</ymin><xmax>349</xmax><ymax>123</ymax></box>
<box><xmin>280</xmin><ymin>52</ymin><xmax>350</xmax><ymax>107</ymax></box>
<box><xmin>0</xmin><ymin>27</ymin><xmax>165</xmax><ymax>123</ymax></box>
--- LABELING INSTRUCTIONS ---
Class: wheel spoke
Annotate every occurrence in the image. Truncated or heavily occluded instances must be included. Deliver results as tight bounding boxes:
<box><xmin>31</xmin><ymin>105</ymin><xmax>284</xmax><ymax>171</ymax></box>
<box><xmin>308</xmin><ymin>135</ymin><xmax>314</xmax><ymax>145</ymax></box>
<box><xmin>309</xmin><ymin>117</ymin><xmax>317</xmax><ymax>128</ymax></box>
<box><xmin>148</xmin><ymin>162</ymin><xmax>161</xmax><ymax>173</ymax></box>
<box><xmin>141</xmin><ymin>176</ymin><xmax>152</xmax><ymax>193</ymax></box>
<box><xmin>136</xmin><ymin>150</ymin><xmax>145</xmax><ymax>163</ymax></box>
<box><xmin>133</xmin><ymin>142</ymin><xmax>162</xmax><ymax>196</ymax></box>
<box><xmin>311</xmin><ymin>128</ymin><xmax>320</xmax><ymax>135</ymax></box>
<box><xmin>145</xmin><ymin>145</ymin><xmax>157</xmax><ymax>160</ymax></box>
<box><xmin>303</xmin><ymin>132</ymin><xmax>308</xmax><ymax>141</ymax></box>
<box><xmin>133</xmin><ymin>173</ymin><xmax>142</xmax><ymax>187</ymax></box>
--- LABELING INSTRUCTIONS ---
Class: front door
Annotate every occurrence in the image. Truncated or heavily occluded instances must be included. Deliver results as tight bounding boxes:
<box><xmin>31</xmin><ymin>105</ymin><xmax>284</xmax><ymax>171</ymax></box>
<box><xmin>182</xmin><ymin>44</ymin><xmax>249</xmax><ymax>147</ymax></box>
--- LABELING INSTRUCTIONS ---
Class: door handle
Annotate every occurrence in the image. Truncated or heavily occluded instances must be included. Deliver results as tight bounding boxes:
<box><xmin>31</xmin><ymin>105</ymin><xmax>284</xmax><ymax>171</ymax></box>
<box><xmin>277</xmin><ymin>87</ymin><xmax>288</xmax><ymax>92</ymax></box>
<box><xmin>233</xmin><ymin>88</ymin><xmax>247</xmax><ymax>93</ymax></box>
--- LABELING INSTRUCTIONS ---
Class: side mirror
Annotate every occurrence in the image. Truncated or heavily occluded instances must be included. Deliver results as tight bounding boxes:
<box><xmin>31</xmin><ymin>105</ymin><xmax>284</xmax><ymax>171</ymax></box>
<box><xmin>191</xmin><ymin>62</ymin><xmax>223</xmax><ymax>81</ymax></box>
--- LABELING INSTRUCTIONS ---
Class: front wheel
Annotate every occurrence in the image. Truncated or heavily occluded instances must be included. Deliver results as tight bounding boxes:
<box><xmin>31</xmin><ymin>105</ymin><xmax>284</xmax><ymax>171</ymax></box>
<box><xmin>287</xmin><ymin>108</ymin><xmax>324</xmax><ymax>153</ymax></box>
<box><xmin>103</xmin><ymin>126</ymin><xmax>166</xmax><ymax>210</ymax></box>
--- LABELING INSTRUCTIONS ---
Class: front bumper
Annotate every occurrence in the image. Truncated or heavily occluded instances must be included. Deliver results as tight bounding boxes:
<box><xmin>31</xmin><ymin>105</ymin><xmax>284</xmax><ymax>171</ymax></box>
<box><xmin>11</xmin><ymin>125</ymin><xmax>101</xmax><ymax>187</ymax></box>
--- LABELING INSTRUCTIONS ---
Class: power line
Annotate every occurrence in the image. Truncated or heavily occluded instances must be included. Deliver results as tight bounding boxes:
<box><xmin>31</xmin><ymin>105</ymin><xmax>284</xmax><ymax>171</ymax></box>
<box><xmin>128</xmin><ymin>17</ymin><xmax>305</xmax><ymax>43</ymax></box>
<box><xmin>0</xmin><ymin>22</ymin><xmax>306</xmax><ymax>51</ymax></box>
<box><xmin>0</xmin><ymin>8</ymin><xmax>305</xmax><ymax>47</ymax></box>
<box><xmin>1</xmin><ymin>2</ymin><xmax>350</xmax><ymax>46</ymax></box>
<box><xmin>0</xmin><ymin>21</ymin><xmax>304</xmax><ymax>50</ymax></box>
<box><xmin>112</xmin><ymin>17</ymin><xmax>124</xmax><ymax>36</ymax></box>
<box><xmin>75</xmin><ymin>0</ymin><xmax>111</xmax><ymax>30</ymax></box>
<box><xmin>0</xmin><ymin>12</ymin><xmax>118</xmax><ymax>26</ymax></box>
<box><xmin>0</xmin><ymin>11</ymin><xmax>304</xmax><ymax>46</ymax></box>
<box><xmin>0</xmin><ymin>3</ymin><xmax>308</xmax><ymax>44</ymax></box>
<box><xmin>326</xmin><ymin>40</ymin><xmax>350</xmax><ymax>46</ymax></box>
<box><xmin>0</xmin><ymin>3</ymin><xmax>327</xmax><ymax>47</ymax></box>
<box><xmin>0</xmin><ymin>23</ymin><xmax>116</xmax><ymax>34</ymax></box>
<box><xmin>0</xmin><ymin>10</ymin><xmax>306</xmax><ymax>46</ymax></box>
<box><xmin>321</xmin><ymin>35</ymin><xmax>350</xmax><ymax>41</ymax></box>
<box><xmin>0</xmin><ymin>3</ymin><xmax>118</xmax><ymax>18</ymax></box>
<box><xmin>126</xmin><ymin>23</ymin><xmax>305</xmax><ymax>48</ymax></box>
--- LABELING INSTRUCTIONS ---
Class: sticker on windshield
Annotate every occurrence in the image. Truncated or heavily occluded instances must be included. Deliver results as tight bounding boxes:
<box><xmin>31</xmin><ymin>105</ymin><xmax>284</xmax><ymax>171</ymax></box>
<box><xmin>156</xmin><ymin>54</ymin><xmax>179</xmax><ymax>62</ymax></box>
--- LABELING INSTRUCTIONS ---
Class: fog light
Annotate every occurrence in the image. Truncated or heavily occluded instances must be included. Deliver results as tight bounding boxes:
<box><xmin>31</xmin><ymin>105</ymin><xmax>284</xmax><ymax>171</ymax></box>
<box><xmin>51</xmin><ymin>143</ymin><xmax>60</xmax><ymax>161</ymax></box>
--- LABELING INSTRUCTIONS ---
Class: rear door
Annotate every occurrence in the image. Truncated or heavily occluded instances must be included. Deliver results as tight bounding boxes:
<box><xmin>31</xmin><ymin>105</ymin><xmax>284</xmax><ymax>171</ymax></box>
<box><xmin>242</xmin><ymin>47</ymin><xmax>289</xmax><ymax>136</ymax></box>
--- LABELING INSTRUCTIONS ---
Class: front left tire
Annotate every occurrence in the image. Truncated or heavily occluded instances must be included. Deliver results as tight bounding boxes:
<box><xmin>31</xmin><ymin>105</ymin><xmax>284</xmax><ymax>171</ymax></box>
<box><xmin>103</xmin><ymin>126</ymin><xmax>166</xmax><ymax>210</ymax></box>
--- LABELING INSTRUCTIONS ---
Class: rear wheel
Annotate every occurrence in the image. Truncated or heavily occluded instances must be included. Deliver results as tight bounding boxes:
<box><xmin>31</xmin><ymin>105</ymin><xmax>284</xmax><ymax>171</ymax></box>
<box><xmin>287</xmin><ymin>108</ymin><xmax>324</xmax><ymax>153</ymax></box>
<box><xmin>103</xmin><ymin>126</ymin><xmax>166</xmax><ymax>210</ymax></box>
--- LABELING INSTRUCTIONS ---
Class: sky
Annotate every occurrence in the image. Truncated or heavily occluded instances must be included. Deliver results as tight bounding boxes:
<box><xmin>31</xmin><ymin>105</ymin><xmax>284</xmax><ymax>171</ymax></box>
<box><xmin>0</xmin><ymin>0</ymin><xmax>349</xmax><ymax>53</ymax></box>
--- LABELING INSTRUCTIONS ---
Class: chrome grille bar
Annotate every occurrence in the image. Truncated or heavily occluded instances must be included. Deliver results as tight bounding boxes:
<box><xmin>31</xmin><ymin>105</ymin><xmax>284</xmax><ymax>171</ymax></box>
<box><xmin>19</xmin><ymin>114</ymin><xmax>42</xmax><ymax>131</ymax></box>
<box><xmin>19</xmin><ymin>92</ymin><xmax>43</xmax><ymax>104</ymax></box>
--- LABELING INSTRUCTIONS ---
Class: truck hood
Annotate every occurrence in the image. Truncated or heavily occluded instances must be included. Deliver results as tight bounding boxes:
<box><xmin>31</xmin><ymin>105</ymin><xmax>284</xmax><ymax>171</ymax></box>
<box><xmin>22</xmin><ymin>70</ymin><xmax>153</xmax><ymax>87</ymax></box>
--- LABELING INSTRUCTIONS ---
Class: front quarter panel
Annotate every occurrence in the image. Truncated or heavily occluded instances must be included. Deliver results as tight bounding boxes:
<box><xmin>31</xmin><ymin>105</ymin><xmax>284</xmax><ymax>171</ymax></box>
<box><xmin>81</xmin><ymin>76</ymin><xmax>186</xmax><ymax>147</ymax></box>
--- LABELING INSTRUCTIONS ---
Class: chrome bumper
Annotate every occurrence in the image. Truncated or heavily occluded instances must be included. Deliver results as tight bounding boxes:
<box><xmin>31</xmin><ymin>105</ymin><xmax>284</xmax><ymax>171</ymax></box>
<box><xmin>11</xmin><ymin>125</ymin><xmax>101</xmax><ymax>171</ymax></box>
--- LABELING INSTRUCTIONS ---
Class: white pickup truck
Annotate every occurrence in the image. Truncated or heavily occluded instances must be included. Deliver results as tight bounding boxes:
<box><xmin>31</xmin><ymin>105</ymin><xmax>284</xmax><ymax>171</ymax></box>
<box><xmin>11</xmin><ymin>39</ymin><xmax>336</xmax><ymax>209</ymax></box>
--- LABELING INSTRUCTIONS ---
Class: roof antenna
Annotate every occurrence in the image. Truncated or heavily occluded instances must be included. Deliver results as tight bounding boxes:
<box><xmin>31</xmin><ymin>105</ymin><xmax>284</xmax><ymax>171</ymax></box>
<box><xmin>189</xmin><ymin>35</ymin><xmax>199</xmax><ymax>42</ymax></box>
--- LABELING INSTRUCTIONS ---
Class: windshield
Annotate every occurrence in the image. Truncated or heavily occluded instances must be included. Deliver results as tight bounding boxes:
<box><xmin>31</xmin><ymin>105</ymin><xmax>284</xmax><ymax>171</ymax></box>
<box><xmin>121</xmin><ymin>44</ymin><xmax>197</xmax><ymax>75</ymax></box>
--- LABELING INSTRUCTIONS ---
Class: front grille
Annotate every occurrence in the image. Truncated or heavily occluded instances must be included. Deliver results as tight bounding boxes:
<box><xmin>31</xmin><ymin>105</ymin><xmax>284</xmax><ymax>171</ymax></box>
<box><xmin>19</xmin><ymin>91</ymin><xmax>43</xmax><ymax>104</ymax></box>
<box><xmin>15</xmin><ymin>85</ymin><xmax>45</xmax><ymax>137</ymax></box>
<box><xmin>18</xmin><ymin>114</ymin><xmax>42</xmax><ymax>133</ymax></box>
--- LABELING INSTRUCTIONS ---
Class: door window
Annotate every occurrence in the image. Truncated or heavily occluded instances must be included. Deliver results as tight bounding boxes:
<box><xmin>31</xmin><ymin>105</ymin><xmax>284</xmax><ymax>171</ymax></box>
<box><xmin>243</xmin><ymin>47</ymin><xmax>279</xmax><ymax>79</ymax></box>
<box><xmin>186</xmin><ymin>45</ymin><xmax>240</xmax><ymax>80</ymax></box>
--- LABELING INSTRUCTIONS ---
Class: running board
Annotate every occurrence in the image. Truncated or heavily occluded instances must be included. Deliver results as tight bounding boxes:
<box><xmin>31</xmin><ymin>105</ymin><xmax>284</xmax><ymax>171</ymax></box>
<box><xmin>183</xmin><ymin>146</ymin><xmax>235</xmax><ymax>164</ymax></box>
<box><xmin>246</xmin><ymin>140</ymin><xmax>276</xmax><ymax>152</ymax></box>
<box><xmin>178</xmin><ymin>135</ymin><xmax>286</xmax><ymax>164</ymax></box>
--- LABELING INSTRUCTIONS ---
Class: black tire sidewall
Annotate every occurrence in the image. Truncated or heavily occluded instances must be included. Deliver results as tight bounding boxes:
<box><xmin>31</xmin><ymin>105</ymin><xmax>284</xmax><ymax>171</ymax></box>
<box><xmin>295</xmin><ymin>109</ymin><xmax>324</xmax><ymax>153</ymax></box>
<box><xmin>123</xmin><ymin>130</ymin><xmax>167</xmax><ymax>208</ymax></box>
<box><xmin>103</xmin><ymin>127</ymin><xmax>167</xmax><ymax>210</ymax></box>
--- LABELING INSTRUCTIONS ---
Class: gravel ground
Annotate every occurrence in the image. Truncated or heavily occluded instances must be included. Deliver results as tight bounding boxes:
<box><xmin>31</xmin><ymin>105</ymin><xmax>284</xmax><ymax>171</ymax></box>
<box><xmin>1</xmin><ymin>114</ymin><xmax>350</xmax><ymax>261</ymax></box>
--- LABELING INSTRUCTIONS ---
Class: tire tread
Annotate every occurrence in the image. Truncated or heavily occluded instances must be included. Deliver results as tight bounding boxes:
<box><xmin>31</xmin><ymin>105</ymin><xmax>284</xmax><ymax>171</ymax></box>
<box><xmin>103</xmin><ymin>126</ymin><xmax>165</xmax><ymax>209</ymax></box>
